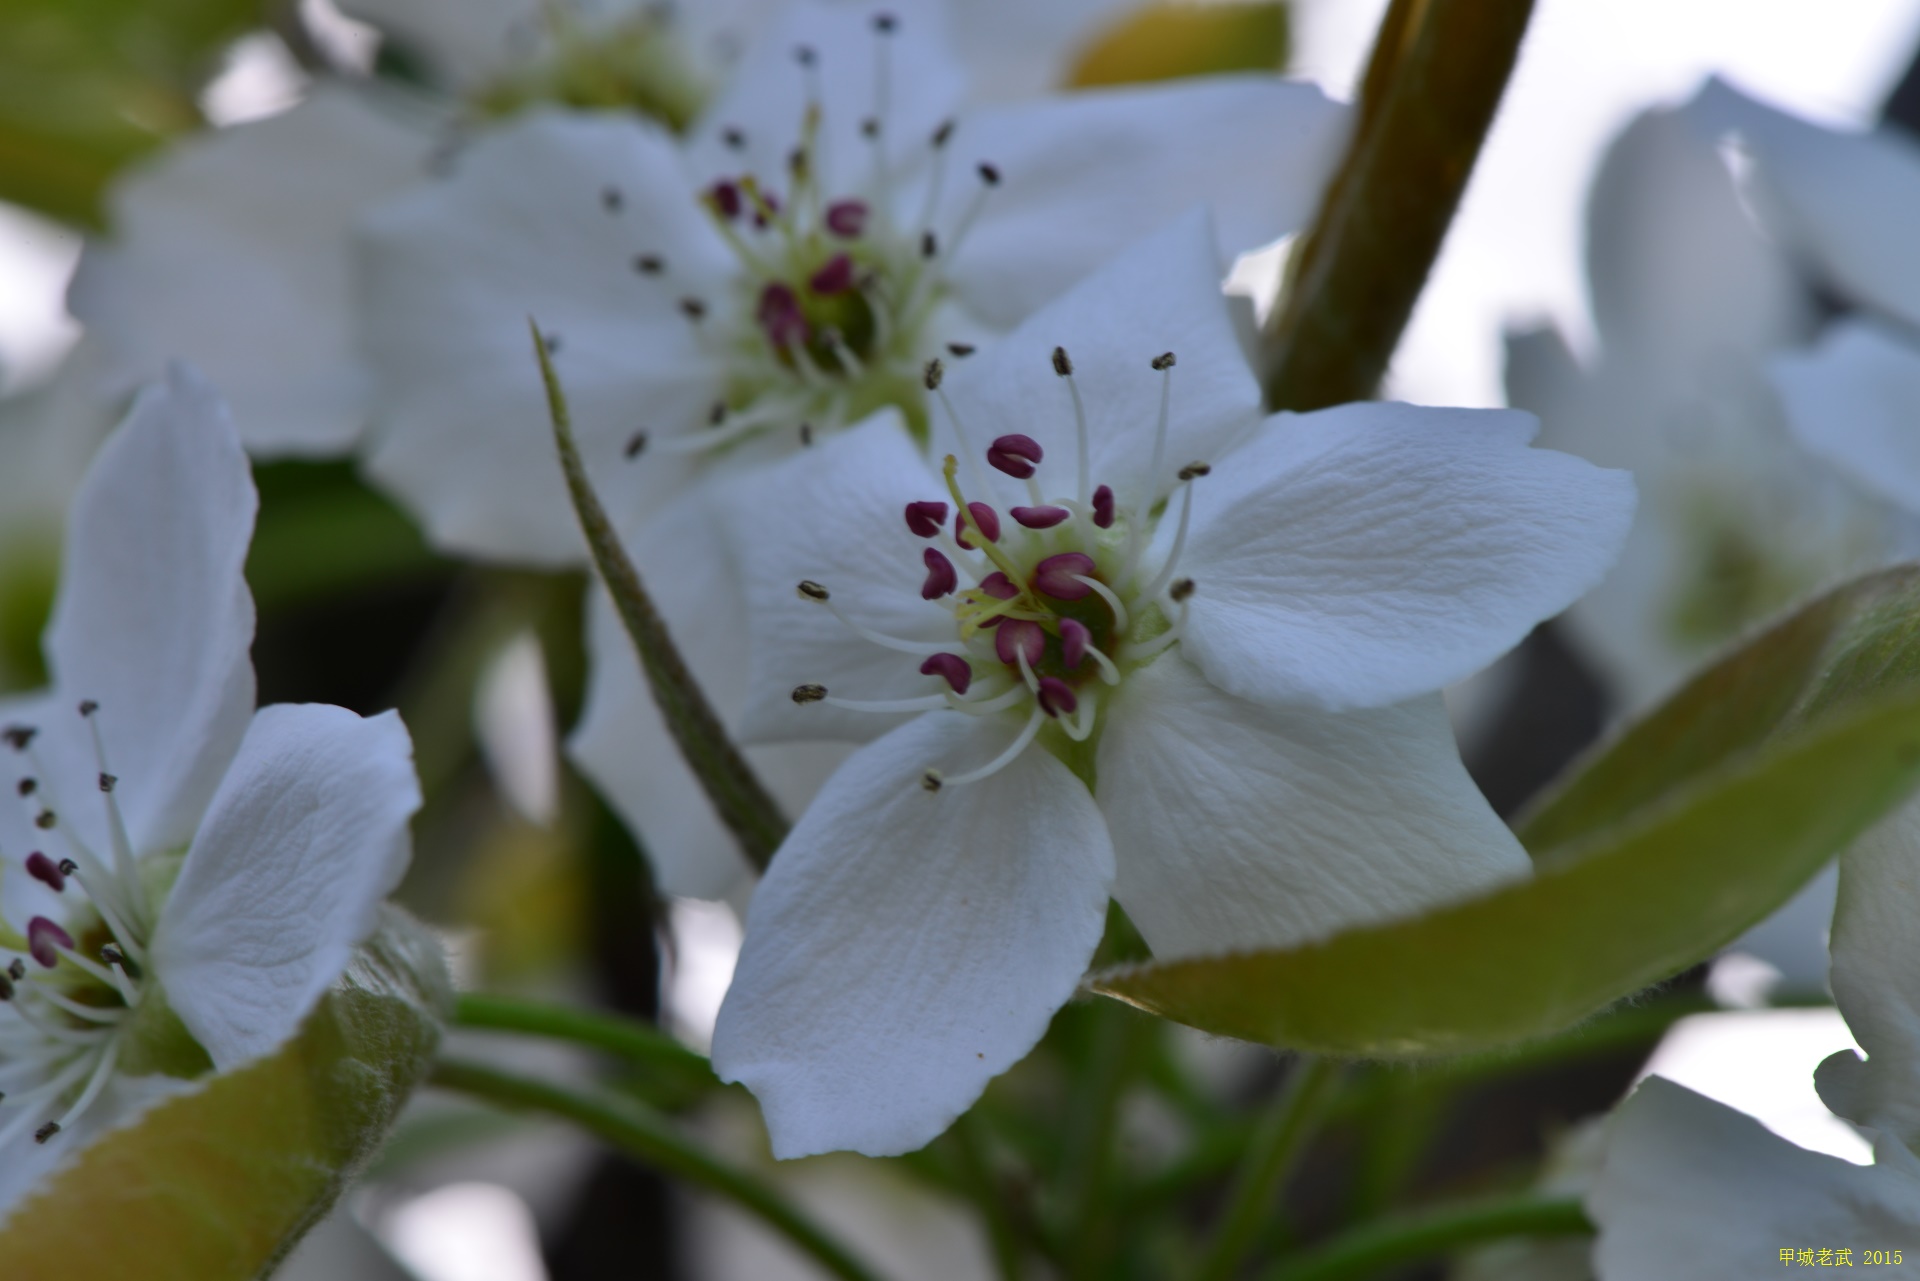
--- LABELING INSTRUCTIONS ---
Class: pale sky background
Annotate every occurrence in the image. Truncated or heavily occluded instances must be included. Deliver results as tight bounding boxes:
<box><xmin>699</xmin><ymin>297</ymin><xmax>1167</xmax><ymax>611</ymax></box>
<box><xmin>9</xmin><ymin>4</ymin><xmax>1920</xmax><ymax>1275</ymax></box>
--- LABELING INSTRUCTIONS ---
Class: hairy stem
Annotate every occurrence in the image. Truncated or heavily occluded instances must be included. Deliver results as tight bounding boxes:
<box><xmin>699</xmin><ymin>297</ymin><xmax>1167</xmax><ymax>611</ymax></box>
<box><xmin>533</xmin><ymin>322</ymin><xmax>790</xmax><ymax>869</ymax></box>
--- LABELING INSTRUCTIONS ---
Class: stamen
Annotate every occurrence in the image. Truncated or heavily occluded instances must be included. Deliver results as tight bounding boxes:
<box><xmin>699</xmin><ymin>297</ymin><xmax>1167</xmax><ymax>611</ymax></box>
<box><xmin>792</xmin><ymin>684</ymin><xmax>827</xmax><ymax>704</ymax></box>
<box><xmin>987</xmin><ymin>434</ymin><xmax>1043</xmax><ymax>479</ymax></box>
<box><xmin>1060</xmin><ymin>619</ymin><xmax>1091</xmax><ymax>670</ymax></box>
<box><xmin>1010</xmin><ymin>505</ymin><xmax>1069</xmax><ymax>529</ymax></box>
<box><xmin>1035</xmin><ymin>677</ymin><xmax>1077</xmax><ymax>718</ymax></box>
<box><xmin>46</xmin><ymin>1038</ymin><xmax>120</xmax><ymax>1142</ymax></box>
<box><xmin>1140</xmin><ymin>479</ymin><xmax>1199</xmax><ymax>600</ymax></box>
<box><xmin>954</xmin><ymin>502</ymin><xmax>1000</xmax><ymax>548</ymax></box>
<box><xmin>920</xmin><ymin>653</ymin><xmax>972</xmax><ymax>694</ymax></box>
<box><xmin>1034</xmin><ymin>552</ymin><xmax>1097</xmax><ymax>600</ymax></box>
<box><xmin>904</xmin><ymin>500</ymin><xmax>949</xmax><ymax>537</ymax></box>
<box><xmin>81</xmin><ymin>707</ymin><xmax>142</xmax><ymax>895</ymax></box>
<box><xmin>978</xmin><ymin>572</ymin><xmax>1018</xmax><ymax>600</ymax></box>
<box><xmin>1072</xmin><ymin>575</ymin><xmax>1130</xmax><ymax>634</ymax></box>
<box><xmin>625</xmin><ymin>431</ymin><xmax>649</xmax><ymax>459</ymax></box>
<box><xmin>932</xmin><ymin>706</ymin><xmax>1047</xmax><ymax>790</ymax></box>
<box><xmin>1092</xmin><ymin>484</ymin><xmax>1115</xmax><ymax>529</ymax></box>
<box><xmin>946</xmin><ymin>342</ymin><xmax>974</xmax><ymax>357</ymax></box>
<box><xmin>633</xmin><ymin>254</ymin><xmax>665</xmax><ymax>274</ymax></box>
<box><xmin>1053</xmin><ymin>346</ymin><xmax>1091</xmax><ymax>505</ymax></box>
<box><xmin>601</xmin><ymin>185</ymin><xmax>624</xmax><ymax>213</ymax></box>
<box><xmin>825</xmin><ymin>200</ymin><xmax>868</xmax><ymax>237</ymax></box>
<box><xmin>809</xmin><ymin>254</ymin><xmax>855</xmax><ymax>295</ymax></box>
<box><xmin>922</xmin><ymin>548</ymin><xmax>958</xmax><ymax>599</ymax></box>
<box><xmin>995</xmin><ymin>620</ymin><xmax>1046</xmax><ymax>668</ymax></box>
<box><xmin>802</xmin><ymin>588</ymin><xmax>955</xmax><ymax>655</ymax></box>
<box><xmin>23</xmin><ymin>854</ymin><xmax>62</xmax><ymax>893</ymax></box>
<box><xmin>823</xmin><ymin>693</ymin><xmax>951</xmax><ymax>713</ymax></box>
<box><xmin>26</xmin><ymin>919</ymin><xmax>71</xmax><ymax>969</ymax></box>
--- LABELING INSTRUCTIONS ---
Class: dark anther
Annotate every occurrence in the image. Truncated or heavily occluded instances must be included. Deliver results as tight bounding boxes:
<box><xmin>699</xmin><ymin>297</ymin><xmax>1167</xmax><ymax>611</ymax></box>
<box><xmin>679</xmin><ymin>297</ymin><xmax>707</xmax><ymax>321</ymax></box>
<box><xmin>792</xmin><ymin>683</ymin><xmax>828</xmax><ymax>704</ymax></box>
<box><xmin>1051</xmin><ymin>346</ymin><xmax>1073</xmax><ymax>377</ymax></box>
<box><xmin>932</xmin><ymin>119</ymin><xmax>955</xmax><ymax>148</ymax></box>
<box><xmin>861</xmin><ymin>117</ymin><xmax>880</xmax><ymax>140</ymax></box>
<box><xmin>1170</xmin><ymin>578</ymin><xmax>1197</xmax><ymax>602</ymax></box>
<box><xmin>1151</xmin><ymin>352</ymin><xmax>1178</xmax><ymax>372</ymax></box>
<box><xmin>947</xmin><ymin>342</ymin><xmax>975</xmax><ymax>357</ymax></box>
<box><xmin>601</xmin><ymin>185</ymin><xmax>624</xmax><ymax>212</ymax></box>
<box><xmin>98</xmin><ymin>773</ymin><xmax>116</xmax><ymax>793</ymax></box>
<box><xmin>0</xmin><ymin>972</ymin><xmax>12</xmax><ymax>1001</ymax></box>
<box><xmin>34</xmin><ymin>1123</ymin><xmax>59</xmax><ymax>1145</ymax></box>
<box><xmin>77</xmin><ymin>700</ymin><xmax>98</xmax><ymax>717</ymax></box>
<box><xmin>921</xmin><ymin>769</ymin><xmax>943</xmax><ymax>793</ymax></box>
<box><xmin>794</xmin><ymin>44</ymin><xmax>817</xmax><ymax>66</ymax></box>
<box><xmin>624</xmin><ymin>431</ymin><xmax>648</xmax><ymax>459</ymax></box>
<box><xmin>15</xmin><ymin>778</ymin><xmax>33</xmax><ymax>797</ymax></box>
<box><xmin>8</xmin><ymin>959</ymin><xmax>23</xmax><ymax>981</ymax></box>
<box><xmin>788</xmin><ymin>146</ymin><xmax>807</xmax><ymax>175</ymax></box>
<box><xmin>543</xmin><ymin>331</ymin><xmax>563</xmax><ymax>355</ymax></box>
<box><xmin>923</xmin><ymin>358</ymin><xmax>944</xmax><ymax>390</ymax></box>
<box><xmin>56</xmin><ymin>859</ymin><xmax>75</xmax><ymax>877</ymax></box>
<box><xmin>101</xmin><ymin>943</ymin><xmax>140</xmax><ymax>979</ymax></box>
<box><xmin>797</xmin><ymin>581</ymin><xmax>831</xmax><ymax>601</ymax></box>
<box><xmin>977</xmin><ymin>162</ymin><xmax>1001</xmax><ymax>186</ymax></box>
<box><xmin>633</xmin><ymin>254</ymin><xmax>664</xmax><ymax>274</ymax></box>
<box><xmin>722</xmin><ymin>126</ymin><xmax>746</xmax><ymax>149</ymax></box>
<box><xmin>873</xmin><ymin>11</ymin><xmax>897</xmax><ymax>33</ymax></box>
<box><xmin>34</xmin><ymin>811</ymin><xmax>55</xmax><ymax>830</ymax></box>
<box><xmin>799</xmin><ymin>422</ymin><xmax>815</xmax><ymax>446</ymax></box>
<box><xmin>1</xmin><ymin>726</ymin><xmax>34</xmax><ymax>751</ymax></box>
<box><xmin>1178</xmin><ymin>461</ymin><xmax>1211</xmax><ymax>480</ymax></box>
<box><xmin>708</xmin><ymin>402</ymin><xmax>727</xmax><ymax>426</ymax></box>
<box><xmin>920</xmin><ymin>230</ymin><xmax>938</xmax><ymax>259</ymax></box>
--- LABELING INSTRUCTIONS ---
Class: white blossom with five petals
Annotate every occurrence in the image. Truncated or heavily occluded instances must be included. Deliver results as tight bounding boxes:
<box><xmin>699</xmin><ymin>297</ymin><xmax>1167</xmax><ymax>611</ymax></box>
<box><xmin>703</xmin><ymin>215</ymin><xmax>1637</xmax><ymax>1158</ymax></box>
<box><xmin>0</xmin><ymin>366</ymin><xmax>421</xmax><ymax>1217</ymax></box>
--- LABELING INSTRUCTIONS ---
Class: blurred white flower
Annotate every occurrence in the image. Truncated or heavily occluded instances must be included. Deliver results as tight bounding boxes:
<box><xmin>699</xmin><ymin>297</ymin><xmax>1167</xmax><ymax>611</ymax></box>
<box><xmin>65</xmin><ymin>0</ymin><xmax>1154</xmax><ymax>459</ymax></box>
<box><xmin>704</xmin><ymin>217</ymin><xmax>1635</xmax><ymax>1158</ymax></box>
<box><xmin>1506</xmin><ymin>99</ymin><xmax>1916</xmax><ymax>717</ymax></box>
<box><xmin>1590</xmin><ymin>779</ymin><xmax>1920</xmax><ymax>1274</ymax></box>
<box><xmin>0</xmin><ymin>367</ymin><xmax>421</xmax><ymax>1215</ymax></box>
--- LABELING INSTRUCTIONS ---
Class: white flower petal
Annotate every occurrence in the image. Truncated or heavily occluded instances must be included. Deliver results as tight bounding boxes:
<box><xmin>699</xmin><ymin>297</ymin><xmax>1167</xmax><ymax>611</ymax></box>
<box><xmin>150</xmin><ymin>704</ymin><xmax>420</xmax><ymax>1071</ymax></box>
<box><xmin>1816</xmin><ymin>798</ymin><xmax>1920</xmax><ymax>1149</ymax></box>
<box><xmin>1591</xmin><ymin>1077</ymin><xmax>1920</xmax><ymax>1278</ymax></box>
<box><xmin>1178</xmin><ymin>403</ymin><xmax>1635</xmax><ymax>711</ymax></box>
<box><xmin>714</xmin><ymin>412</ymin><xmax>957</xmax><ymax>745</ymax></box>
<box><xmin>568</xmin><ymin>489</ymin><xmax>849</xmax><ymax>899</ymax></box>
<box><xmin>1773</xmin><ymin>319</ymin><xmax>1920</xmax><ymax>515</ymax></box>
<box><xmin>69</xmin><ymin>89</ymin><xmax>435</xmax><ymax>456</ymax></box>
<box><xmin>686</xmin><ymin>0</ymin><xmax>968</xmax><ymax>190</ymax></box>
<box><xmin>1097</xmin><ymin>658</ymin><xmax>1526</xmax><ymax>957</ymax></box>
<box><xmin>935</xmin><ymin>76</ymin><xmax>1345</xmax><ymax>330</ymax></box>
<box><xmin>359</xmin><ymin>111</ymin><xmax>727</xmax><ymax>564</ymax></box>
<box><xmin>935</xmin><ymin>210</ymin><xmax>1264</xmax><ymax>508</ymax></box>
<box><xmin>42</xmin><ymin>366</ymin><xmax>256</xmax><ymax>855</ymax></box>
<box><xmin>1584</xmin><ymin>105</ymin><xmax>1809</xmax><ymax>378</ymax></box>
<box><xmin>1689</xmin><ymin>77</ymin><xmax>1920</xmax><ymax>330</ymax></box>
<box><xmin>712</xmin><ymin>710</ymin><xmax>1113</xmax><ymax>1158</ymax></box>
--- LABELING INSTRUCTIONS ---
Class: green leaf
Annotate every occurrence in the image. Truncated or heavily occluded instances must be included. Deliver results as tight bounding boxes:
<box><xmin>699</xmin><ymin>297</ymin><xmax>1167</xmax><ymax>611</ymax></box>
<box><xmin>0</xmin><ymin>907</ymin><xmax>451</xmax><ymax>1278</ymax></box>
<box><xmin>1066</xmin><ymin>3</ymin><xmax>1289</xmax><ymax>88</ymax></box>
<box><xmin>1094</xmin><ymin>566</ymin><xmax>1920</xmax><ymax>1057</ymax></box>
<box><xmin>0</xmin><ymin>0</ymin><xmax>258</xmax><ymax>224</ymax></box>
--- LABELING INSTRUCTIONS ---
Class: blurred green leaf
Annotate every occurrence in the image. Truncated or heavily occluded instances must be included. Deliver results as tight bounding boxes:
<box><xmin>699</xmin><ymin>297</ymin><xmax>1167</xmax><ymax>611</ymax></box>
<box><xmin>1095</xmin><ymin>567</ymin><xmax>1920</xmax><ymax>1057</ymax></box>
<box><xmin>247</xmin><ymin>461</ymin><xmax>451</xmax><ymax>613</ymax></box>
<box><xmin>0</xmin><ymin>0</ymin><xmax>261</xmax><ymax>224</ymax></box>
<box><xmin>0</xmin><ymin>907</ymin><xmax>451</xmax><ymax>1278</ymax></box>
<box><xmin>1066</xmin><ymin>2</ymin><xmax>1288</xmax><ymax>87</ymax></box>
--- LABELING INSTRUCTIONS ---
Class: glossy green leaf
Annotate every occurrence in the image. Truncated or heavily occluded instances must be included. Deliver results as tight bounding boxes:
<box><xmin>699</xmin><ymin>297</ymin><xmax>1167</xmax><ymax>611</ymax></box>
<box><xmin>0</xmin><ymin>907</ymin><xmax>451</xmax><ymax>1278</ymax></box>
<box><xmin>1095</xmin><ymin>566</ymin><xmax>1920</xmax><ymax>1056</ymax></box>
<box><xmin>1066</xmin><ymin>3</ymin><xmax>1289</xmax><ymax>88</ymax></box>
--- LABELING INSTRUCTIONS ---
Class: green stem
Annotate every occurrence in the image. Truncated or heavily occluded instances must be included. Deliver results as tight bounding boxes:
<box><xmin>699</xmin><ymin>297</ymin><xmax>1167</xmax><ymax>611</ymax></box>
<box><xmin>432</xmin><ymin>1059</ymin><xmax>886</xmax><ymax>1281</ymax></box>
<box><xmin>452</xmin><ymin>992</ymin><xmax>714</xmax><ymax>1083</ymax></box>
<box><xmin>948</xmin><ymin>1114</ymin><xmax>1026</xmax><ymax>1281</ymax></box>
<box><xmin>1061</xmin><ymin>1007</ymin><xmax>1150</xmax><ymax>1280</ymax></box>
<box><xmin>1193</xmin><ymin>1056</ymin><xmax>1344</xmax><ymax>1281</ymax></box>
<box><xmin>1262</xmin><ymin>0</ymin><xmax>1536</xmax><ymax>411</ymax></box>
<box><xmin>533</xmin><ymin>322</ymin><xmax>790</xmax><ymax>870</ymax></box>
<box><xmin>1262</xmin><ymin>1194</ymin><xmax>1591</xmax><ymax>1281</ymax></box>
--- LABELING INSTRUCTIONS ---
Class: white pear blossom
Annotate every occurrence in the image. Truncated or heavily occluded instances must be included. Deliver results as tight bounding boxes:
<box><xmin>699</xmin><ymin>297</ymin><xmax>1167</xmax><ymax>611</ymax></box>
<box><xmin>0</xmin><ymin>366</ymin><xmax>421</xmax><ymax>1215</ymax></box>
<box><xmin>357</xmin><ymin>1</ymin><xmax>1343</xmax><ymax>899</ymax></box>
<box><xmin>358</xmin><ymin>0</ymin><xmax>1346</xmax><ymax>563</ymax></box>
<box><xmin>1682</xmin><ymin>78</ymin><xmax>1920</xmax><ymax>525</ymax></box>
<box><xmin>1590</xmin><ymin>802</ymin><xmax>1920</xmax><ymax>1275</ymax></box>
<box><xmin>703</xmin><ymin>216</ymin><xmax>1636</xmax><ymax>1158</ymax></box>
<box><xmin>1506</xmin><ymin>99</ymin><xmax>1916</xmax><ymax>717</ymax></box>
<box><xmin>67</xmin><ymin>0</ymin><xmax>1149</xmax><ymax>457</ymax></box>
